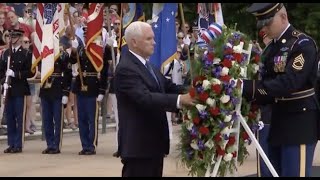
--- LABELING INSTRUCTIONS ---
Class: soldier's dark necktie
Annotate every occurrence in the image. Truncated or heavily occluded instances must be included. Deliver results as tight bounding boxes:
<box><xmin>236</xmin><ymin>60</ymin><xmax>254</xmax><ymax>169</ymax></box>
<box><xmin>13</xmin><ymin>49</ymin><xmax>16</xmax><ymax>53</ymax></box>
<box><xmin>145</xmin><ymin>61</ymin><xmax>160</xmax><ymax>86</ymax></box>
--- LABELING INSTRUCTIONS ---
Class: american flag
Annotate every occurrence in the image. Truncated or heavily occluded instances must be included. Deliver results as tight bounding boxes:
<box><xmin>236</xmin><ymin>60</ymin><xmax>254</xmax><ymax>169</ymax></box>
<box><xmin>31</xmin><ymin>3</ymin><xmax>44</xmax><ymax>73</ymax></box>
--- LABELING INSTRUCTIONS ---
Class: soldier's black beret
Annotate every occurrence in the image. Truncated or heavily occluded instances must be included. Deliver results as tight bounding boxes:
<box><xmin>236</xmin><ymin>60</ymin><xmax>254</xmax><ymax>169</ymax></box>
<box><xmin>247</xmin><ymin>3</ymin><xmax>284</xmax><ymax>29</ymax></box>
<box><xmin>8</xmin><ymin>29</ymin><xmax>24</xmax><ymax>37</ymax></box>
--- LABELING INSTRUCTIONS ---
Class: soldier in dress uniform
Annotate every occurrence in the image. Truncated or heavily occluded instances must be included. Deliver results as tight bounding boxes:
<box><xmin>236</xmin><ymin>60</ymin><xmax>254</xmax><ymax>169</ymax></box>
<box><xmin>39</xmin><ymin>39</ymin><xmax>73</xmax><ymax>154</ymax></box>
<box><xmin>0</xmin><ymin>29</ymin><xmax>33</xmax><ymax>153</ymax></box>
<box><xmin>239</xmin><ymin>3</ymin><xmax>320</xmax><ymax>176</ymax></box>
<box><xmin>71</xmin><ymin>26</ymin><xmax>109</xmax><ymax>155</ymax></box>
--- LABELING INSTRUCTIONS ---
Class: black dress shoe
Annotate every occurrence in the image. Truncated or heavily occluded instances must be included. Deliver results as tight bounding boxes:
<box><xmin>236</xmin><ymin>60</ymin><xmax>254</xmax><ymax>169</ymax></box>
<box><xmin>42</xmin><ymin>148</ymin><xmax>52</xmax><ymax>154</ymax></box>
<box><xmin>12</xmin><ymin>148</ymin><xmax>22</xmax><ymax>153</ymax></box>
<box><xmin>112</xmin><ymin>151</ymin><xmax>119</xmax><ymax>158</ymax></box>
<box><xmin>4</xmin><ymin>147</ymin><xmax>14</xmax><ymax>153</ymax></box>
<box><xmin>78</xmin><ymin>149</ymin><xmax>87</xmax><ymax>155</ymax></box>
<box><xmin>48</xmin><ymin>149</ymin><xmax>61</xmax><ymax>154</ymax></box>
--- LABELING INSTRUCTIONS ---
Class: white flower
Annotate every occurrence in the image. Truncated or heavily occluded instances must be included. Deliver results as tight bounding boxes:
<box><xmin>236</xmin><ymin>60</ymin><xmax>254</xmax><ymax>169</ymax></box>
<box><xmin>258</xmin><ymin>121</ymin><xmax>265</xmax><ymax>131</ymax></box>
<box><xmin>186</xmin><ymin>121</ymin><xmax>193</xmax><ymax>131</ymax></box>
<box><xmin>210</xmin><ymin>78</ymin><xmax>221</xmax><ymax>85</ymax></box>
<box><xmin>220</xmin><ymin>67</ymin><xmax>229</xmax><ymax>76</ymax></box>
<box><xmin>233</xmin><ymin>42</ymin><xmax>244</xmax><ymax>54</ymax></box>
<box><xmin>231</xmin><ymin>60</ymin><xmax>236</xmax><ymax>66</ymax></box>
<box><xmin>213</xmin><ymin>58</ymin><xmax>221</xmax><ymax>64</ymax></box>
<box><xmin>224</xmin><ymin>115</ymin><xmax>232</xmax><ymax>122</ymax></box>
<box><xmin>226</xmin><ymin>42</ymin><xmax>233</xmax><ymax>48</ymax></box>
<box><xmin>206</xmin><ymin>98</ymin><xmax>216</xmax><ymax>107</ymax></box>
<box><xmin>240</xmin><ymin>67</ymin><xmax>246</xmax><ymax>78</ymax></box>
<box><xmin>223</xmin><ymin>153</ymin><xmax>233</xmax><ymax>161</ymax></box>
<box><xmin>202</xmin><ymin>80</ymin><xmax>211</xmax><ymax>90</ymax></box>
<box><xmin>220</xmin><ymin>94</ymin><xmax>230</xmax><ymax>104</ymax></box>
<box><xmin>204</xmin><ymin>139</ymin><xmax>214</xmax><ymax>149</ymax></box>
<box><xmin>221</xmin><ymin>126</ymin><xmax>231</xmax><ymax>135</ymax></box>
<box><xmin>187</xmin><ymin>110</ymin><xmax>192</xmax><ymax>120</ymax></box>
<box><xmin>195</xmin><ymin>104</ymin><xmax>207</xmax><ymax>112</ymax></box>
<box><xmin>190</xmin><ymin>141</ymin><xmax>199</xmax><ymax>150</ymax></box>
<box><xmin>252</xmin><ymin>64</ymin><xmax>260</xmax><ymax>74</ymax></box>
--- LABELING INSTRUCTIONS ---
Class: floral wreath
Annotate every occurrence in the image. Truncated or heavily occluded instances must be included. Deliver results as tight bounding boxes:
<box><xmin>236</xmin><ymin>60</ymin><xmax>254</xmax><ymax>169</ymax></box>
<box><xmin>178</xmin><ymin>23</ymin><xmax>263</xmax><ymax>177</ymax></box>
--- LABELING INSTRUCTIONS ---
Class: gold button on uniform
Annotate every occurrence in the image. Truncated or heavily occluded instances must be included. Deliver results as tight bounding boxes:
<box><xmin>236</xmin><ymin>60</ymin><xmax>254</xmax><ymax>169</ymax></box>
<box><xmin>303</xmin><ymin>108</ymin><xmax>306</xmax><ymax>111</ymax></box>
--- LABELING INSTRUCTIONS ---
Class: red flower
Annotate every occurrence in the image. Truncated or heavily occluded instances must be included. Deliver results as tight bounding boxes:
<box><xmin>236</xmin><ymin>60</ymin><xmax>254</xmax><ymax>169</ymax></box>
<box><xmin>209</xmin><ymin>107</ymin><xmax>220</xmax><ymax>116</ymax></box>
<box><xmin>216</xmin><ymin>145</ymin><xmax>225</xmax><ymax>156</ymax></box>
<box><xmin>232</xmin><ymin>151</ymin><xmax>237</xmax><ymax>158</ymax></box>
<box><xmin>213</xmin><ymin>133</ymin><xmax>222</xmax><ymax>142</ymax></box>
<box><xmin>198</xmin><ymin>92</ymin><xmax>209</xmax><ymax>103</ymax></box>
<box><xmin>233</xmin><ymin>53</ymin><xmax>242</xmax><ymax>63</ymax></box>
<box><xmin>192</xmin><ymin>76</ymin><xmax>206</xmax><ymax>87</ymax></box>
<box><xmin>254</xmin><ymin>54</ymin><xmax>260</xmax><ymax>63</ymax></box>
<box><xmin>207</xmin><ymin>52</ymin><xmax>215</xmax><ymax>61</ymax></box>
<box><xmin>242</xmin><ymin>131</ymin><xmax>249</xmax><ymax>140</ymax></box>
<box><xmin>191</xmin><ymin>134</ymin><xmax>197</xmax><ymax>139</ymax></box>
<box><xmin>189</xmin><ymin>87</ymin><xmax>196</xmax><ymax>98</ymax></box>
<box><xmin>221</xmin><ymin>59</ymin><xmax>232</xmax><ymax>68</ymax></box>
<box><xmin>220</xmin><ymin>75</ymin><xmax>231</xmax><ymax>83</ymax></box>
<box><xmin>199</xmin><ymin>126</ymin><xmax>209</xmax><ymax>135</ymax></box>
<box><xmin>193</xmin><ymin>117</ymin><xmax>200</xmax><ymax>125</ymax></box>
<box><xmin>227</xmin><ymin>135</ymin><xmax>236</xmax><ymax>146</ymax></box>
<box><xmin>211</xmin><ymin>84</ymin><xmax>222</xmax><ymax>95</ymax></box>
<box><xmin>250</xmin><ymin>103</ymin><xmax>259</xmax><ymax>111</ymax></box>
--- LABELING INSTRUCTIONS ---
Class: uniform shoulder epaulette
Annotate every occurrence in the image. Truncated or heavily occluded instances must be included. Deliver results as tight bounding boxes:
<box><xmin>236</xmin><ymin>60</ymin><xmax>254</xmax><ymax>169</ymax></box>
<box><xmin>292</xmin><ymin>30</ymin><xmax>303</xmax><ymax>38</ymax></box>
<box><xmin>291</xmin><ymin>30</ymin><xmax>314</xmax><ymax>50</ymax></box>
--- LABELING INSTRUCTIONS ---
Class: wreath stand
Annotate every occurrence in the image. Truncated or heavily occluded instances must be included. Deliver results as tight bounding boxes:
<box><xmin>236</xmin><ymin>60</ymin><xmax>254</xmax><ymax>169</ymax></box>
<box><xmin>204</xmin><ymin>42</ymin><xmax>279</xmax><ymax>177</ymax></box>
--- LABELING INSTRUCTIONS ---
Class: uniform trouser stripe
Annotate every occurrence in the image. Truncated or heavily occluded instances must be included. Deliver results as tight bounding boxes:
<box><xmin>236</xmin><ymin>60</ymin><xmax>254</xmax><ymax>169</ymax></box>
<box><xmin>59</xmin><ymin>104</ymin><xmax>64</xmax><ymax>150</ymax></box>
<box><xmin>256</xmin><ymin>130</ymin><xmax>261</xmax><ymax>177</ymax></box>
<box><xmin>93</xmin><ymin>101</ymin><xmax>99</xmax><ymax>148</ymax></box>
<box><xmin>22</xmin><ymin>96</ymin><xmax>27</xmax><ymax>148</ymax></box>
<box><xmin>300</xmin><ymin>144</ymin><xmax>306</xmax><ymax>177</ymax></box>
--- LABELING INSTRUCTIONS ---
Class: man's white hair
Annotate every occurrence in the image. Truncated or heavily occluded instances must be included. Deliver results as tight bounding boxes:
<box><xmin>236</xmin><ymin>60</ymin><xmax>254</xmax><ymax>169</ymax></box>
<box><xmin>124</xmin><ymin>21</ymin><xmax>151</xmax><ymax>45</ymax></box>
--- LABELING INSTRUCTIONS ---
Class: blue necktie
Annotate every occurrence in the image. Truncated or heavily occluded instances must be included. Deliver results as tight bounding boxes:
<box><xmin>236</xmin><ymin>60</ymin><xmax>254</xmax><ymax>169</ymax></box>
<box><xmin>145</xmin><ymin>61</ymin><xmax>160</xmax><ymax>86</ymax></box>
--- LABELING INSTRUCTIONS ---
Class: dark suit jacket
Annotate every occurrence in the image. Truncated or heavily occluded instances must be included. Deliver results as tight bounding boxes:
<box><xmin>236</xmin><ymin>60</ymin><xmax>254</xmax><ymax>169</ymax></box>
<box><xmin>114</xmin><ymin>50</ymin><xmax>186</xmax><ymax>158</ymax></box>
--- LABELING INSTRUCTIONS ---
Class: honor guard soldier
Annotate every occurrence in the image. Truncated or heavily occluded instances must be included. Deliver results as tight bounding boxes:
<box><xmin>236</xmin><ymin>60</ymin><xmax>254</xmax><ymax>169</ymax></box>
<box><xmin>39</xmin><ymin>39</ymin><xmax>73</xmax><ymax>154</ymax></box>
<box><xmin>71</xmin><ymin>26</ymin><xmax>109</xmax><ymax>155</ymax></box>
<box><xmin>239</xmin><ymin>3</ymin><xmax>320</xmax><ymax>177</ymax></box>
<box><xmin>0</xmin><ymin>29</ymin><xmax>33</xmax><ymax>153</ymax></box>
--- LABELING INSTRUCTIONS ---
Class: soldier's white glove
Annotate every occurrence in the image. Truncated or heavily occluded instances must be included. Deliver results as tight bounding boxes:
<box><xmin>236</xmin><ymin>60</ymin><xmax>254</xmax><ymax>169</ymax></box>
<box><xmin>71</xmin><ymin>38</ymin><xmax>79</xmax><ymax>49</ymax></box>
<box><xmin>72</xmin><ymin>63</ymin><xmax>79</xmax><ymax>77</ymax></box>
<box><xmin>62</xmin><ymin>96</ymin><xmax>69</xmax><ymax>105</ymax></box>
<box><xmin>6</xmin><ymin>69</ymin><xmax>15</xmax><ymax>77</ymax></box>
<box><xmin>183</xmin><ymin>35</ymin><xmax>191</xmax><ymax>46</ymax></box>
<box><xmin>3</xmin><ymin>83</ymin><xmax>9</xmax><ymax>90</ymax></box>
<box><xmin>96</xmin><ymin>94</ymin><xmax>104</xmax><ymax>102</ymax></box>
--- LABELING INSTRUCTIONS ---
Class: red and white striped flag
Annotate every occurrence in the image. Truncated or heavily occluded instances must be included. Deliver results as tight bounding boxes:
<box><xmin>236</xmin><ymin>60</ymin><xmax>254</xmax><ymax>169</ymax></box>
<box><xmin>85</xmin><ymin>3</ymin><xmax>104</xmax><ymax>72</ymax></box>
<box><xmin>31</xmin><ymin>3</ymin><xmax>44</xmax><ymax>73</ymax></box>
<box><xmin>40</xmin><ymin>3</ymin><xmax>58</xmax><ymax>86</ymax></box>
<box><xmin>213</xmin><ymin>3</ymin><xmax>224</xmax><ymax>26</ymax></box>
<box><xmin>53</xmin><ymin>4</ymin><xmax>60</xmax><ymax>62</ymax></box>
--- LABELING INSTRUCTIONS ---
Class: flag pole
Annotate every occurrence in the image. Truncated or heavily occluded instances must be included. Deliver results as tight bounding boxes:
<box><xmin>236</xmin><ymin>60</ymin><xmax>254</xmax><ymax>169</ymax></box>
<box><xmin>105</xmin><ymin>6</ymin><xmax>116</xmax><ymax>74</ymax></box>
<box><xmin>178</xmin><ymin>3</ymin><xmax>193</xmax><ymax>86</ymax></box>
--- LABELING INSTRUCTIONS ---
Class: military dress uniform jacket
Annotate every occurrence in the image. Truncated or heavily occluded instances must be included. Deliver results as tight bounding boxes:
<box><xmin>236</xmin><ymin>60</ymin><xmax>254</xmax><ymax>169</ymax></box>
<box><xmin>0</xmin><ymin>47</ymin><xmax>33</xmax><ymax>97</ymax></box>
<box><xmin>71</xmin><ymin>47</ymin><xmax>109</xmax><ymax>97</ymax></box>
<box><xmin>243</xmin><ymin>25</ymin><xmax>320</xmax><ymax>145</ymax></box>
<box><xmin>39</xmin><ymin>50</ymin><xmax>73</xmax><ymax>99</ymax></box>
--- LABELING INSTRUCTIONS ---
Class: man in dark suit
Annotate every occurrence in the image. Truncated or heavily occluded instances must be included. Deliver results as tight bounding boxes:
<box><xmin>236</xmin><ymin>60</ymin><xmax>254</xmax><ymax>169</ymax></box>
<box><xmin>239</xmin><ymin>3</ymin><xmax>320</xmax><ymax>177</ymax></box>
<box><xmin>114</xmin><ymin>21</ymin><xmax>195</xmax><ymax>177</ymax></box>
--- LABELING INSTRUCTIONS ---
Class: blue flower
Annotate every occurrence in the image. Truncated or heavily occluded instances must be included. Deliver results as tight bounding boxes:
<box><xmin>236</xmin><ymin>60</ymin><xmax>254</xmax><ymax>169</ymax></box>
<box><xmin>198</xmin><ymin>140</ymin><xmax>205</xmax><ymax>150</ymax></box>
<box><xmin>199</xmin><ymin>111</ymin><xmax>208</xmax><ymax>120</ymax></box>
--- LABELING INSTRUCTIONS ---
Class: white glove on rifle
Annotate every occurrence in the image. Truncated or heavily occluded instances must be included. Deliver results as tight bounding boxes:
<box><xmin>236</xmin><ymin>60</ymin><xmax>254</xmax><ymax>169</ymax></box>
<box><xmin>3</xmin><ymin>83</ymin><xmax>9</xmax><ymax>90</ymax></box>
<box><xmin>71</xmin><ymin>38</ymin><xmax>79</xmax><ymax>49</ymax></box>
<box><xmin>62</xmin><ymin>96</ymin><xmax>69</xmax><ymax>105</ymax></box>
<box><xmin>6</xmin><ymin>69</ymin><xmax>15</xmax><ymax>77</ymax></box>
<box><xmin>106</xmin><ymin>38</ymin><xmax>115</xmax><ymax>47</ymax></box>
<box><xmin>72</xmin><ymin>63</ymin><xmax>79</xmax><ymax>77</ymax></box>
<box><xmin>96</xmin><ymin>94</ymin><xmax>104</xmax><ymax>102</ymax></box>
